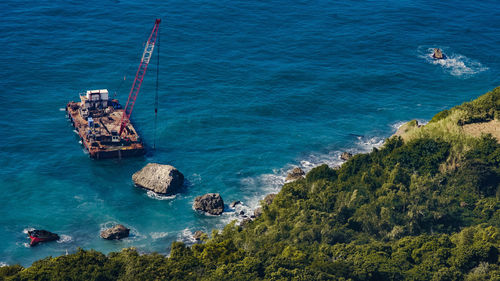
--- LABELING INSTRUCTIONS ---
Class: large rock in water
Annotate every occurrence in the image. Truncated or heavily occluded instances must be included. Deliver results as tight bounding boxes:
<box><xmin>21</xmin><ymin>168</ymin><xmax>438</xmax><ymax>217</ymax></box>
<box><xmin>432</xmin><ymin>48</ymin><xmax>445</xmax><ymax>59</ymax></box>
<box><xmin>286</xmin><ymin>167</ymin><xmax>305</xmax><ymax>181</ymax></box>
<box><xmin>193</xmin><ymin>193</ymin><xmax>224</xmax><ymax>215</ymax></box>
<box><xmin>132</xmin><ymin>163</ymin><xmax>184</xmax><ymax>195</ymax></box>
<box><xmin>100</xmin><ymin>224</ymin><xmax>130</xmax><ymax>240</ymax></box>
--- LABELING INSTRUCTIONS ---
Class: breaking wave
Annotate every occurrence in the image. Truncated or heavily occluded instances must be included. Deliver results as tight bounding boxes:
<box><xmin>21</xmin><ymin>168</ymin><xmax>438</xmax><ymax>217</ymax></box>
<box><xmin>177</xmin><ymin>228</ymin><xmax>197</xmax><ymax>245</ymax></box>
<box><xmin>390</xmin><ymin>119</ymin><xmax>428</xmax><ymax>132</ymax></box>
<box><xmin>150</xmin><ymin>232</ymin><xmax>169</xmax><ymax>240</ymax></box>
<box><xmin>239</xmin><ymin>134</ymin><xmax>387</xmax><ymax>213</ymax></box>
<box><xmin>420</xmin><ymin>47</ymin><xmax>488</xmax><ymax>77</ymax></box>
<box><xmin>146</xmin><ymin>191</ymin><xmax>176</xmax><ymax>200</ymax></box>
<box><xmin>22</xmin><ymin>228</ymin><xmax>34</xmax><ymax>234</ymax></box>
<box><xmin>57</xmin><ymin>235</ymin><xmax>72</xmax><ymax>243</ymax></box>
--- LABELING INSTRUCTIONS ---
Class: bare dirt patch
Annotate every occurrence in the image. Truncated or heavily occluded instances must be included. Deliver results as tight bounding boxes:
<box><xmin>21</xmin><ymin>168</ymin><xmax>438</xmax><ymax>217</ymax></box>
<box><xmin>462</xmin><ymin>119</ymin><xmax>500</xmax><ymax>142</ymax></box>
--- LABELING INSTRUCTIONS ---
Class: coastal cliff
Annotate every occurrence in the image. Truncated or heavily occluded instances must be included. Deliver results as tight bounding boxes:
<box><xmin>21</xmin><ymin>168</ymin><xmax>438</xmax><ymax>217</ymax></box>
<box><xmin>2</xmin><ymin>87</ymin><xmax>499</xmax><ymax>280</ymax></box>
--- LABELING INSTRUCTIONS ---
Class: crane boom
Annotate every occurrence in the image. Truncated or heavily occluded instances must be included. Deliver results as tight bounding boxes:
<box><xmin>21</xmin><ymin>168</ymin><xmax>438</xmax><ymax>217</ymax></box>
<box><xmin>119</xmin><ymin>19</ymin><xmax>161</xmax><ymax>136</ymax></box>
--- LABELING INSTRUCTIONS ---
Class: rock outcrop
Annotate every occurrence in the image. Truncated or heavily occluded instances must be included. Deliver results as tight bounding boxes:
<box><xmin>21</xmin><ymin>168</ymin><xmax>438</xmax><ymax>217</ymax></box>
<box><xmin>229</xmin><ymin>201</ymin><xmax>241</xmax><ymax>208</ymax></box>
<box><xmin>193</xmin><ymin>193</ymin><xmax>224</xmax><ymax>215</ymax></box>
<box><xmin>286</xmin><ymin>167</ymin><xmax>305</xmax><ymax>181</ymax></box>
<box><xmin>193</xmin><ymin>231</ymin><xmax>206</xmax><ymax>241</ymax></box>
<box><xmin>100</xmin><ymin>224</ymin><xmax>130</xmax><ymax>240</ymax></box>
<box><xmin>132</xmin><ymin>163</ymin><xmax>184</xmax><ymax>195</ymax></box>
<box><xmin>340</xmin><ymin>152</ymin><xmax>353</xmax><ymax>161</ymax></box>
<box><xmin>393</xmin><ymin>120</ymin><xmax>421</xmax><ymax>138</ymax></box>
<box><xmin>432</xmin><ymin>48</ymin><xmax>445</xmax><ymax>59</ymax></box>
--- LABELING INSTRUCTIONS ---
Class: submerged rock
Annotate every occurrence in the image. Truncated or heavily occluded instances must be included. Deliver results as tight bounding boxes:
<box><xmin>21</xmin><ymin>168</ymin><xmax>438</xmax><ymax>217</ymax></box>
<box><xmin>286</xmin><ymin>167</ymin><xmax>305</xmax><ymax>181</ymax></box>
<box><xmin>193</xmin><ymin>193</ymin><xmax>224</xmax><ymax>215</ymax></box>
<box><xmin>28</xmin><ymin>229</ymin><xmax>60</xmax><ymax>246</ymax></box>
<box><xmin>340</xmin><ymin>152</ymin><xmax>353</xmax><ymax>161</ymax></box>
<box><xmin>100</xmin><ymin>224</ymin><xmax>130</xmax><ymax>240</ymax></box>
<box><xmin>132</xmin><ymin>163</ymin><xmax>184</xmax><ymax>195</ymax></box>
<box><xmin>432</xmin><ymin>48</ymin><xmax>446</xmax><ymax>59</ymax></box>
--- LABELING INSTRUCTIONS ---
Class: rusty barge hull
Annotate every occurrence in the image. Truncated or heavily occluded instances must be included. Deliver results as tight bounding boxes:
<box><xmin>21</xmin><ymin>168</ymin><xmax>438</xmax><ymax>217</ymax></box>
<box><xmin>66</xmin><ymin>91</ymin><xmax>145</xmax><ymax>159</ymax></box>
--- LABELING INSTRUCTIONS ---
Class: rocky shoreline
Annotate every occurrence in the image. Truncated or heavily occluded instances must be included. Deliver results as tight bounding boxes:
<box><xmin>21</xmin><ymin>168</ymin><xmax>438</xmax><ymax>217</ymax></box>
<box><xmin>24</xmin><ymin>142</ymin><xmax>388</xmax><ymax>249</ymax></box>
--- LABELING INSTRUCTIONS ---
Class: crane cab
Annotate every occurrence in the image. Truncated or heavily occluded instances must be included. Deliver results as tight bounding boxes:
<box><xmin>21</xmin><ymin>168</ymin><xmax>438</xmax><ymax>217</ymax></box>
<box><xmin>111</xmin><ymin>131</ymin><xmax>120</xmax><ymax>143</ymax></box>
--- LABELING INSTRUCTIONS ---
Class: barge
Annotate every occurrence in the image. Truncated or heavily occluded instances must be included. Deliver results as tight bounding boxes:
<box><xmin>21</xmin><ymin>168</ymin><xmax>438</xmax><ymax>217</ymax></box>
<box><xmin>66</xmin><ymin>89</ymin><xmax>145</xmax><ymax>159</ymax></box>
<box><xmin>66</xmin><ymin>19</ymin><xmax>161</xmax><ymax>159</ymax></box>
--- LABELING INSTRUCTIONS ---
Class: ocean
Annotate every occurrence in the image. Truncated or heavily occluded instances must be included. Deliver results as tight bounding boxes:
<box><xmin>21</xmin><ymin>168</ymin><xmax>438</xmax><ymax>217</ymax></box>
<box><xmin>0</xmin><ymin>0</ymin><xmax>498</xmax><ymax>266</ymax></box>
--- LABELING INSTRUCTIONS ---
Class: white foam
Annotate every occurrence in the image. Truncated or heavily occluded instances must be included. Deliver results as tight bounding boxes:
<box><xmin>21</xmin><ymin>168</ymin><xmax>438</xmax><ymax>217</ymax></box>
<box><xmin>177</xmin><ymin>228</ymin><xmax>197</xmax><ymax>245</ymax></box>
<box><xmin>59</xmin><ymin>108</ymin><xmax>66</xmax><ymax>111</ymax></box>
<box><xmin>236</xmin><ymin>132</ymin><xmax>391</xmax><ymax>215</ymax></box>
<box><xmin>146</xmin><ymin>191</ymin><xmax>176</xmax><ymax>200</ymax></box>
<box><xmin>218</xmin><ymin>201</ymin><xmax>254</xmax><ymax>226</ymax></box>
<box><xmin>355</xmin><ymin>136</ymin><xmax>385</xmax><ymax>151</ymax></box>
<box><xmin>150</xmin><ymin>232</ymin><xmax>169</xmax><ymax>240</ymax></box>
<box><xmin>100</xmin><ymin>221</ymin><xmax>118</xmax><ymax>232</ymax></box>
<box><xmin>391</xmin><ymin>121</ymin><xmax>408</xmax><ymax>131</ymax></box>
<box><xmin>202</xmin><ymin>125</ymin><xmax>425</xmax><ymax>232</ymax></box>
<box><xmin>192</xmin><ymin>207</ymin><xmax>220</xmax><ymax>217</ymax></box>
<box><xmin>57</xmin><ymin>235</ymin><xmax>72</xmax><ymax>243</ymax></box>
<box><xmin>0</xmin><ymin>262</ymin><xmax>7</xmax><ymax>267</ymax></box>
<box><xmin>23</xmin><ymin>228</ymin><xmax>34</xmax><ymax>234</ymax></box>
<box><xmin>421</xmin><ymin>47</ymin><xmax>488</xmax><ymax>77</ymax></box>
<box><xmin>390</xmin><ymin>119</ymin><xmax>429</xmax><ymax>133</ymax></box>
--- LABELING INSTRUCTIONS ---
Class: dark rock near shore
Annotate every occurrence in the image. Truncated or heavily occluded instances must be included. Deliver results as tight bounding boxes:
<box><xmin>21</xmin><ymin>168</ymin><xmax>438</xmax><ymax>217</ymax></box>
<box><xmin>132</xmin><ymin>163</ymin><xmax>184</xmax><ymax>195</ymax></box>
<box><xmin>340</xmin><ymin>152</ymin><xmax>353</xmax><ymax>161</ymax></box>
<box><xmin>193</xmin><ymin>193</ymin><xmax>224</xmax><ymax>215</ymax></box>
<box><xmin>432</xmin><ymin>48</ymin><xmax>445</xmax><ymax>59</ymax></box>
<box><xmin>100</xmin><ymin>224</ymin><xmax>130</xmax><ymax>240</ymax></box>
<box><xmin>230</xmin><ymin>201</ymin><xmax>241</xmax><ymax>208</ymax></box>
<box><xmin>286</xmin><ymin>167</ymin><xmax>305</xmax><ymax>181</ymax></box>
<box><xmin>263</xmin><ymin>194</ymin><xmax>276</xmax><ymax>205</ymax></box>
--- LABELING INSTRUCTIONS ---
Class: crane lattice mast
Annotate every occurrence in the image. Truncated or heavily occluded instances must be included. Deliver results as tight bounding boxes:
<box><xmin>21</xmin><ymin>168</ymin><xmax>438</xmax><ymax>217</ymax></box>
<box><xmin>119</xmin><ymin>19</ymin><xmax>161</xmax><ymax>136</ymax></box>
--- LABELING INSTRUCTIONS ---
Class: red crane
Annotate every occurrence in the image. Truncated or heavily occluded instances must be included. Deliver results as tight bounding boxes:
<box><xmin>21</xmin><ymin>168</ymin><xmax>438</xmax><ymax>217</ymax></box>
<box><xmin>119</xmin><ymin>19</ymin><xmax>161</xmax><ymax>136</ymax></box>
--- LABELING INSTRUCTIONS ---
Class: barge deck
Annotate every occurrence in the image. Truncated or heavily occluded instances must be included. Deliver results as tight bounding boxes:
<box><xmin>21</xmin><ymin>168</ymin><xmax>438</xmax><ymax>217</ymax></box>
<box><xmin>66</xmin><ymin>89</ymin><xmax>145</xmax><ymax>159</ymax></box>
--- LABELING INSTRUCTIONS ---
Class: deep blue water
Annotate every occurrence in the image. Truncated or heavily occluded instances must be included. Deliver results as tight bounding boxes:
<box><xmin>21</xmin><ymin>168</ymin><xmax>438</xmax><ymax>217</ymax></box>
<box><xmin>0</xmin><ymin>0</ymin><xmax>498</xmax><ymax>266</ymax></box>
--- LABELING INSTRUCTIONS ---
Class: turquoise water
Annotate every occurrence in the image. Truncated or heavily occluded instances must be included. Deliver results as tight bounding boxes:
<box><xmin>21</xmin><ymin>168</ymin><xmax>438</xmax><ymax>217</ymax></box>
<box><xmin>0</xmin><ymin>0</ymin><xmax>498</xmax><ymax>266</ymax></box>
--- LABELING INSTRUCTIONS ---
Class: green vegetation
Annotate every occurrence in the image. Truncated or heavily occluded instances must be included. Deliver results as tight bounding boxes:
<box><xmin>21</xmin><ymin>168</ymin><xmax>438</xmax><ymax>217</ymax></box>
<box><xmin>2</xmin><ymin>87</ymin><xmax>500</xmax><ymax>280</ymax></box>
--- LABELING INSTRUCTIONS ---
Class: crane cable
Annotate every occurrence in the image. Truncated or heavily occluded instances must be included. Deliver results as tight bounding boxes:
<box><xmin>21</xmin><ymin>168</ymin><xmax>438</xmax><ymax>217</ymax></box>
<box><xmin>153</xmin><ymin>26</ymin><xmax>160</xmax><ymax>150</ymax></box>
